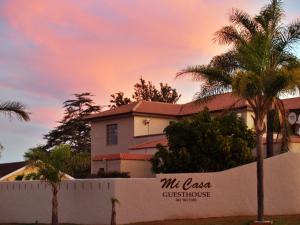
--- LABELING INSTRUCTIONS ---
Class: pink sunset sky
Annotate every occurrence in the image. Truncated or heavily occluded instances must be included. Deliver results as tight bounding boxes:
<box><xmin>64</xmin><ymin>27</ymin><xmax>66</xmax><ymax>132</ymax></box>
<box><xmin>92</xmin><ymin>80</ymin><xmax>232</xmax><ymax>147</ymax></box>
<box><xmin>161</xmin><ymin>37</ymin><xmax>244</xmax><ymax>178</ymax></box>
<box><xmin>0</xmin><ymin>0</ymin><xmax>299</xmax><ymax>162</ymax></box>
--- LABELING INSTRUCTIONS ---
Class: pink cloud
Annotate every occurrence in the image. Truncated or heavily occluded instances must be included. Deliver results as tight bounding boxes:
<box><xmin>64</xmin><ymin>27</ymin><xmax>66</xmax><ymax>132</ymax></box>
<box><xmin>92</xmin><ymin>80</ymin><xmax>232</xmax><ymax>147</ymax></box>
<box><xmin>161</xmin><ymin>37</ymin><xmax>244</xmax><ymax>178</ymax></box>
<box><xmin>1</xmin><ymin>0</ymin><xmax>298</xmax><ymax>162</ymax></box>
<box><xmin>0</xmin><ymin>0</ymin><xmax>265</xmax><ymax>104</ymax></box>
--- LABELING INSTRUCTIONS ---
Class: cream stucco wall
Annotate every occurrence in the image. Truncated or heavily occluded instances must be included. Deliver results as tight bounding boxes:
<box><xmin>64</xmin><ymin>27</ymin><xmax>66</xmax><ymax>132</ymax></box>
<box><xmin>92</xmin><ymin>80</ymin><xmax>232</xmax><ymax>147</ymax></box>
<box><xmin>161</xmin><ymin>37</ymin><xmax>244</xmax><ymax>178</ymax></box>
<box><xmin>92</xmin><ymin>160</ymin><xmax>121</xmax><ymax>175</ymax></box>
<box><xmin>129</xmin><ymin>148</ymin><xmax>158</xmax><ymax>155</ymax></box>
<box><xmin>91</xmin><ymin>116</ymin><xmax>134</xmax><ymax>173</ymax></box>
<box><xmin>134</xmin><ymin>116</ymin><xmax>176</xmax><ymax>137</ymax></box>
<box><xmin>92</xmin><ymin>159</ymin><xmax>154</xmax><ymax>178</ymax></box>
<box><xmin>120</xmin><ymin>160</ymin><xmax>155</xmax><ymax>178</ymax></box>
<box><xmin>262</xmin><ymin>142</ymin><xmax>300</xmax><ymax>156</ymax></box>
<box><xmin>90</xmin><ymin>115</ymin><xmax>169</xmax><ymax>174</ymax></box>
<box><xmin>91</xmin><ymin>116</ymin><xmax>134</xmax><ymax>156</ymax></box>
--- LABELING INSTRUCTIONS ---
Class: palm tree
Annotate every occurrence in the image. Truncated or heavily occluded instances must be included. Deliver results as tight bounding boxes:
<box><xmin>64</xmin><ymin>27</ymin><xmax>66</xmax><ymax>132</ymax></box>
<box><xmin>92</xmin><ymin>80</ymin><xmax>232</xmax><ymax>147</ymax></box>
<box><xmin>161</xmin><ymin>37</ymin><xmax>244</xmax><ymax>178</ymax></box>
<box><xmin>110</xmin><ymin>197</ymin><xmax>120</xmax><ymax>225</ymax></box>
<box><xmin>0</xmin><ymin>101</ymin><xmax>30</xmax><ymax>121</ymax></box>
<box><xmin>178</xmin><ymin>0</ymin><xmax>300</xmax><ymax>222</ymax></box>
<box><xmin>24</xmin><ymin>145</ymin><xmax>72</xmax><ymax>225</ymax></box>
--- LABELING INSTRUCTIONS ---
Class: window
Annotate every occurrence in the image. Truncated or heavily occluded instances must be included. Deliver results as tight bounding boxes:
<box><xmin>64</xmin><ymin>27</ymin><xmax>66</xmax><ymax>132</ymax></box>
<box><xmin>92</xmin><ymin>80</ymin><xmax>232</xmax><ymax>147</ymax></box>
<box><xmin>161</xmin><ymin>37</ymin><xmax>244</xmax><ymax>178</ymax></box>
<box><xmin>106</xmin><ymin>124</ymin><xmax>118</xmax><ymax>145</ymax></box>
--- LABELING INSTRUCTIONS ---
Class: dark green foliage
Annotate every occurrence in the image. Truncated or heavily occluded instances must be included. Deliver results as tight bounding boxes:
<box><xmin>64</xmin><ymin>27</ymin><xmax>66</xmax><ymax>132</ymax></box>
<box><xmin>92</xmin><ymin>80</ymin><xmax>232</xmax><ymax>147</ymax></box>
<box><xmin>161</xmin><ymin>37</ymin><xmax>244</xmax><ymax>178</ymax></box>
<box><xmin>44</xmin><ymin>93</ymin><xmax>101</xmax><ymax>153</ymax></box>
<box><xmin>24</xmin><ymin>172</ymin><xmax>40</xmax><ymax>180</ymax></box>
<box><xmin>67</xmin><ymin>152</ymin><xmax>91</xmax><ymax>178</ymax></box>
<box><xmin>109</xmin><ymin>78</ymin><xmax>181</xmax><ymax>108</ymax></box>
<box><xmin>109</xmin><ymin>92</ymin><xmax>132</xmax><ymax>109</ymax></box>
<box><xmin>15</xmin><ymin>174</ymin><xmax>24</xmax><ymax>181</ymax></box>
<box><xmin>42</xmin><ymin>93</ymin><xmax>101</xmax><ymax>178</ymax></box>
<box><xmin>24</xmin><ymin>144</ymin><xmax>72</xmax><ymax>183</ymax></box>
<box><xmin>151</xmin><ymin>109</ymin><xmax>255</xmax><ymax>173</ymax></box>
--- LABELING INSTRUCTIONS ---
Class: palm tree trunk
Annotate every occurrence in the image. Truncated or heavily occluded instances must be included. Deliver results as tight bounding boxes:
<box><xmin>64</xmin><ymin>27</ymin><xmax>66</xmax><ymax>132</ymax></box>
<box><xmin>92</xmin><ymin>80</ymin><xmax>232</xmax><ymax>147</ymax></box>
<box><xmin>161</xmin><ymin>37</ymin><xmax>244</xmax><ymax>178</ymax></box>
<box><xmin>256</xmin><ymin>122</ymin><xmax>264</xmax><ymax>222</ymax></box>
<box><xmin>111</xmin><ymin>201</ymin><xmax>116</xmax><ymax>225</ymax></box>
<box><xmin>266</xmin><ymin>110</ymin><xmax>274</xmax><ymax>157</ymax></box>
<box><xmin>52</xmin><ymin>185</ymin><xmax>59</xmax><ymax>225</ymax></box>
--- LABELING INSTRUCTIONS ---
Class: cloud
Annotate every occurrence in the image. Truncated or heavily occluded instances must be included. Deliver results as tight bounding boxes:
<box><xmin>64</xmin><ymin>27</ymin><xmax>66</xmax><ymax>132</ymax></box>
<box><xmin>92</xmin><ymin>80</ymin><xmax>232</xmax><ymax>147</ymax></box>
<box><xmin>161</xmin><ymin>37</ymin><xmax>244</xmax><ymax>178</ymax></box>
<box><xmin>0</xmin><ymin>0</ymin><xmax>298</xmax><ymax>162</ymax></box>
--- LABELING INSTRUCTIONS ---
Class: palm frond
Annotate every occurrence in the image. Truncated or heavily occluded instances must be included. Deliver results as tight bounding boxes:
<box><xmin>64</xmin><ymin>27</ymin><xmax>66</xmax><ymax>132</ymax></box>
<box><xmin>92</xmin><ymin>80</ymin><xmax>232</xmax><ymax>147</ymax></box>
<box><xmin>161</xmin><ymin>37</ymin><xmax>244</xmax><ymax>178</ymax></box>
<box><xmin>274</xmin><ymin>19</ymin><xmax>300</xmax><ymax>52</ymax></box>
<box><xmin>255</xmin><ymin>0</ymin><xmax>284</xmax><ymax>33</ymax></box>
<box><xmin>24</xmin><ymin>145</ymin><xmax>72</xmax><ymax>184</ymax></box>
<box><xmin>0</xmin><ymin>101</ymin><xmax>30</xmax><ymax>121</ymax></box>
<box><xmin>193</xmin><ymin>85</ymin><xmax>229</xmax><ymax>104</ymax></box>
<box><xmin>177</xmin><ymin>65</ymin><xmax>232</xmax><ymax>86</ymax></box>
<box><xmin>214</xmin><ymin>26</ymin><xmax>245</xmax><ymax>45</ymax></box>
<box><xmin>277</xmin><ymin>52</ymin><xmax>300</xmax><ymax>68</ymax></box>
<box><xmin>209</xmin><ymin>50</ymin><xmax>240</xmax><ymax>73</ymax></box>
<box><xmin>230</xmin><ymin>8</ymin><xmax>258</xmax><ymax>35</ymax></box>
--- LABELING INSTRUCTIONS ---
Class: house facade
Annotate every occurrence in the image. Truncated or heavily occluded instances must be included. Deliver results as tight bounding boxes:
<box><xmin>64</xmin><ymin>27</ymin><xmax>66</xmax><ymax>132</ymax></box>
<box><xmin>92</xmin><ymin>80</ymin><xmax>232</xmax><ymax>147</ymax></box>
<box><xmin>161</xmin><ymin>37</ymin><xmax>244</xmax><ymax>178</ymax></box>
<box><xmin>86</xmin><ymin>93</ymin><xmax>300</xmax><ymax>178</ymax></box>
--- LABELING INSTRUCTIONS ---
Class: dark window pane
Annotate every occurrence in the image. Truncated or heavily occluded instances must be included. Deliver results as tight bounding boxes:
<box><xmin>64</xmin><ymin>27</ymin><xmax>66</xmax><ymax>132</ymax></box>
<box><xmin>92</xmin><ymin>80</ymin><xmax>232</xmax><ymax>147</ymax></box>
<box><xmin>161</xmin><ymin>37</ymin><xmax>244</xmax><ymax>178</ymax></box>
<box><xmin>106</xmin><ymin>124</ymin><xmax>118</xmax><ymax>145</ymax></box>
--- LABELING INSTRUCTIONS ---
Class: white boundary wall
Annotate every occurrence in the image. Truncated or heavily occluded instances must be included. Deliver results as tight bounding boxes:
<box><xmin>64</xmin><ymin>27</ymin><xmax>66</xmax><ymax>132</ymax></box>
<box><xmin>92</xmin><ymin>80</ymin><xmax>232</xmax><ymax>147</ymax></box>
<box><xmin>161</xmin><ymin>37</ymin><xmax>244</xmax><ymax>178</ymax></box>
<box><xmin>0</xmin><ymin>179</ymin><xmax>114</xmax><ymax>224</ymax></box>
<box><xmin>1</xmin><ymin>152</ymin><xmax>300</xmax><ymax>224</ymax></box>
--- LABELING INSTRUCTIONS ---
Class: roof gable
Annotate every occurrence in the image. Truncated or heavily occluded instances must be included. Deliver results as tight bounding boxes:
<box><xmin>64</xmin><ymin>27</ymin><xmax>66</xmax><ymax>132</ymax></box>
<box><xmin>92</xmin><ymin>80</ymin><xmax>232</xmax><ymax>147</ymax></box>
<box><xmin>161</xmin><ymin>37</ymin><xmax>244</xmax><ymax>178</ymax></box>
<box><xmin>0</xmin><ymin>161</ymin><xmax>26</xmax><ymax>178</ymax></box>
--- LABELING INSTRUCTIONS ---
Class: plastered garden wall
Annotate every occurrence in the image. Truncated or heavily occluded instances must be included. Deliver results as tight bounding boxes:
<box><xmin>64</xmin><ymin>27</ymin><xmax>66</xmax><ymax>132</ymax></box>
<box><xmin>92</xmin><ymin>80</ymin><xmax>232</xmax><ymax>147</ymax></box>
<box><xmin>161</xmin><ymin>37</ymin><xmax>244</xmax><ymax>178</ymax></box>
<box><xmin>0</xmin><ymin>179</ymin><xmax>114</xmax><ymax>225</ymax></box>
<box><xmin>115</xmin><ymin>152</ymin><xmax>300</xmax><ymax>224</ymax></box>
<box><xmin>1</xmin><ymin>152</ymin><xmax>300</xmax><ymax>225</ymax></box>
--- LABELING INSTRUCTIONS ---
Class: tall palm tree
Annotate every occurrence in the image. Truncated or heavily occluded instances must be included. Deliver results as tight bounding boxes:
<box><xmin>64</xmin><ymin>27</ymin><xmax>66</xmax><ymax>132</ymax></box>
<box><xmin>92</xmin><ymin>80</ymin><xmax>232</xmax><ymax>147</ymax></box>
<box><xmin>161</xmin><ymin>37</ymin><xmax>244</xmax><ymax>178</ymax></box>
<box><xmin>0</xmin><ymin>101</ymin><xmax>30</xmax><ymax>121</ymax></box>
<box><xmin>24</xmin><ymin>145</ymin><xmax>72</xmax><ymax>225</ymax></box>
<box><xmin>178</xmin><ymin>0</ymin><xmax>300</xmax><ymax>222</ymax></box>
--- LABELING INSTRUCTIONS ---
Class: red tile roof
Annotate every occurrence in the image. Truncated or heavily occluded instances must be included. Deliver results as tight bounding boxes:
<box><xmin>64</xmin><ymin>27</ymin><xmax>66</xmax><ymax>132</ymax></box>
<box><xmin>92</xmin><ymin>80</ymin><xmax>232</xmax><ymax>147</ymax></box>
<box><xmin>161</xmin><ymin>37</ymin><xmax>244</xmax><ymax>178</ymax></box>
<box><xmin>85</xmin><ymin>101</ymin><xmax>181</xmax><ymax>120</ymax></box>
<box><xmin>281</xmin><ymin>97</ymin><xmax>300</xmax><ymax>110</ymax></box>
<box><xmin>179</xmin><ymin>94</ymin><xmax>247</xmax><ymax>116</ymax></box>
<box><xmin>85</xmin><ymin>93</ymin><xmax>300</xmax><ymax>120</ymax></box>
<box><xmin>86</xmin><ymin>102</ymin><xmax>140</xmax><ymax>119</ymax></box>
<box><xmin>93</xmin><ymin>153</ymin><xmax>152</xmax><ymax>161</ymax></box>
<box><xmin>130</xmin><ymin>138</ymin><xmax>168</xmax><ymax>150</ymax></box>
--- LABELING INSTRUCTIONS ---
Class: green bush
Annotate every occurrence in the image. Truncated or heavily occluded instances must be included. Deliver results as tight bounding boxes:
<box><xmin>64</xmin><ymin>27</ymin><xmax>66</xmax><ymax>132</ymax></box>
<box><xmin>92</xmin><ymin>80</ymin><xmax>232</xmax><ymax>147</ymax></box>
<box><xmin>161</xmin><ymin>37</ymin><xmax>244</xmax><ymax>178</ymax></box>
<box><xmin>151</xmin><ymin>108</ymin><xmax>255</xmax><ymax>173</ymax></box>
<box><xmin>15</xmin><ymin>174</ymin><xmax>25</xmax><ymax>181</ymax></box>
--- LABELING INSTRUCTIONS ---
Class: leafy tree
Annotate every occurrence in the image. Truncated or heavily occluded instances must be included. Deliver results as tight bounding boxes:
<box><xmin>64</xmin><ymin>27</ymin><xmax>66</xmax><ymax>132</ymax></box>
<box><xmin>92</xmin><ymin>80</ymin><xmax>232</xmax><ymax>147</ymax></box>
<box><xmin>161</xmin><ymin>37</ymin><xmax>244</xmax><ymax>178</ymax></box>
<box><xmin>109</xmin><ymin>78</ymin><xmax>181</xmax><ymax>108</ymax></box>
<box><xmin>24</xmin><ymin>145</ymin><xmax>72</xmax><ymax>225</ymax></box>
<box><xmin>177</xmin><ymin>0</ymin><xmax>300</xmax><ymax>221</ymax></box>
<box><xmin>151</xmin><ymin>109</ymin><xmax>255</xmax><ymax>173</ymax></box>
<box><xmin>109</xmin><ymin>92</ymin><xmax>132</xmax><ymax>109</ymax></box>
<box><xmin>43</xmin><ymin>93</ymin><xmax>100</xmax><ymax>177</ymax></box>
<box><xmin>67</xmin><ymin>152</ymin><xmax>91</xmax><ymax>178</ymax></box>
<box><xmin>44</xmin><ymin>93</ymin><xmax>101</xmax><ymax>152</ymax></box>
<box><xmin>24</xmin><ymin>172</ymin><xmax>40</xmax><ymax>180</ymax></box>
<box><xmin>15</xmin><ymin>174</ymin><xmax>24</xmax><ymax>181</ymax></box>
